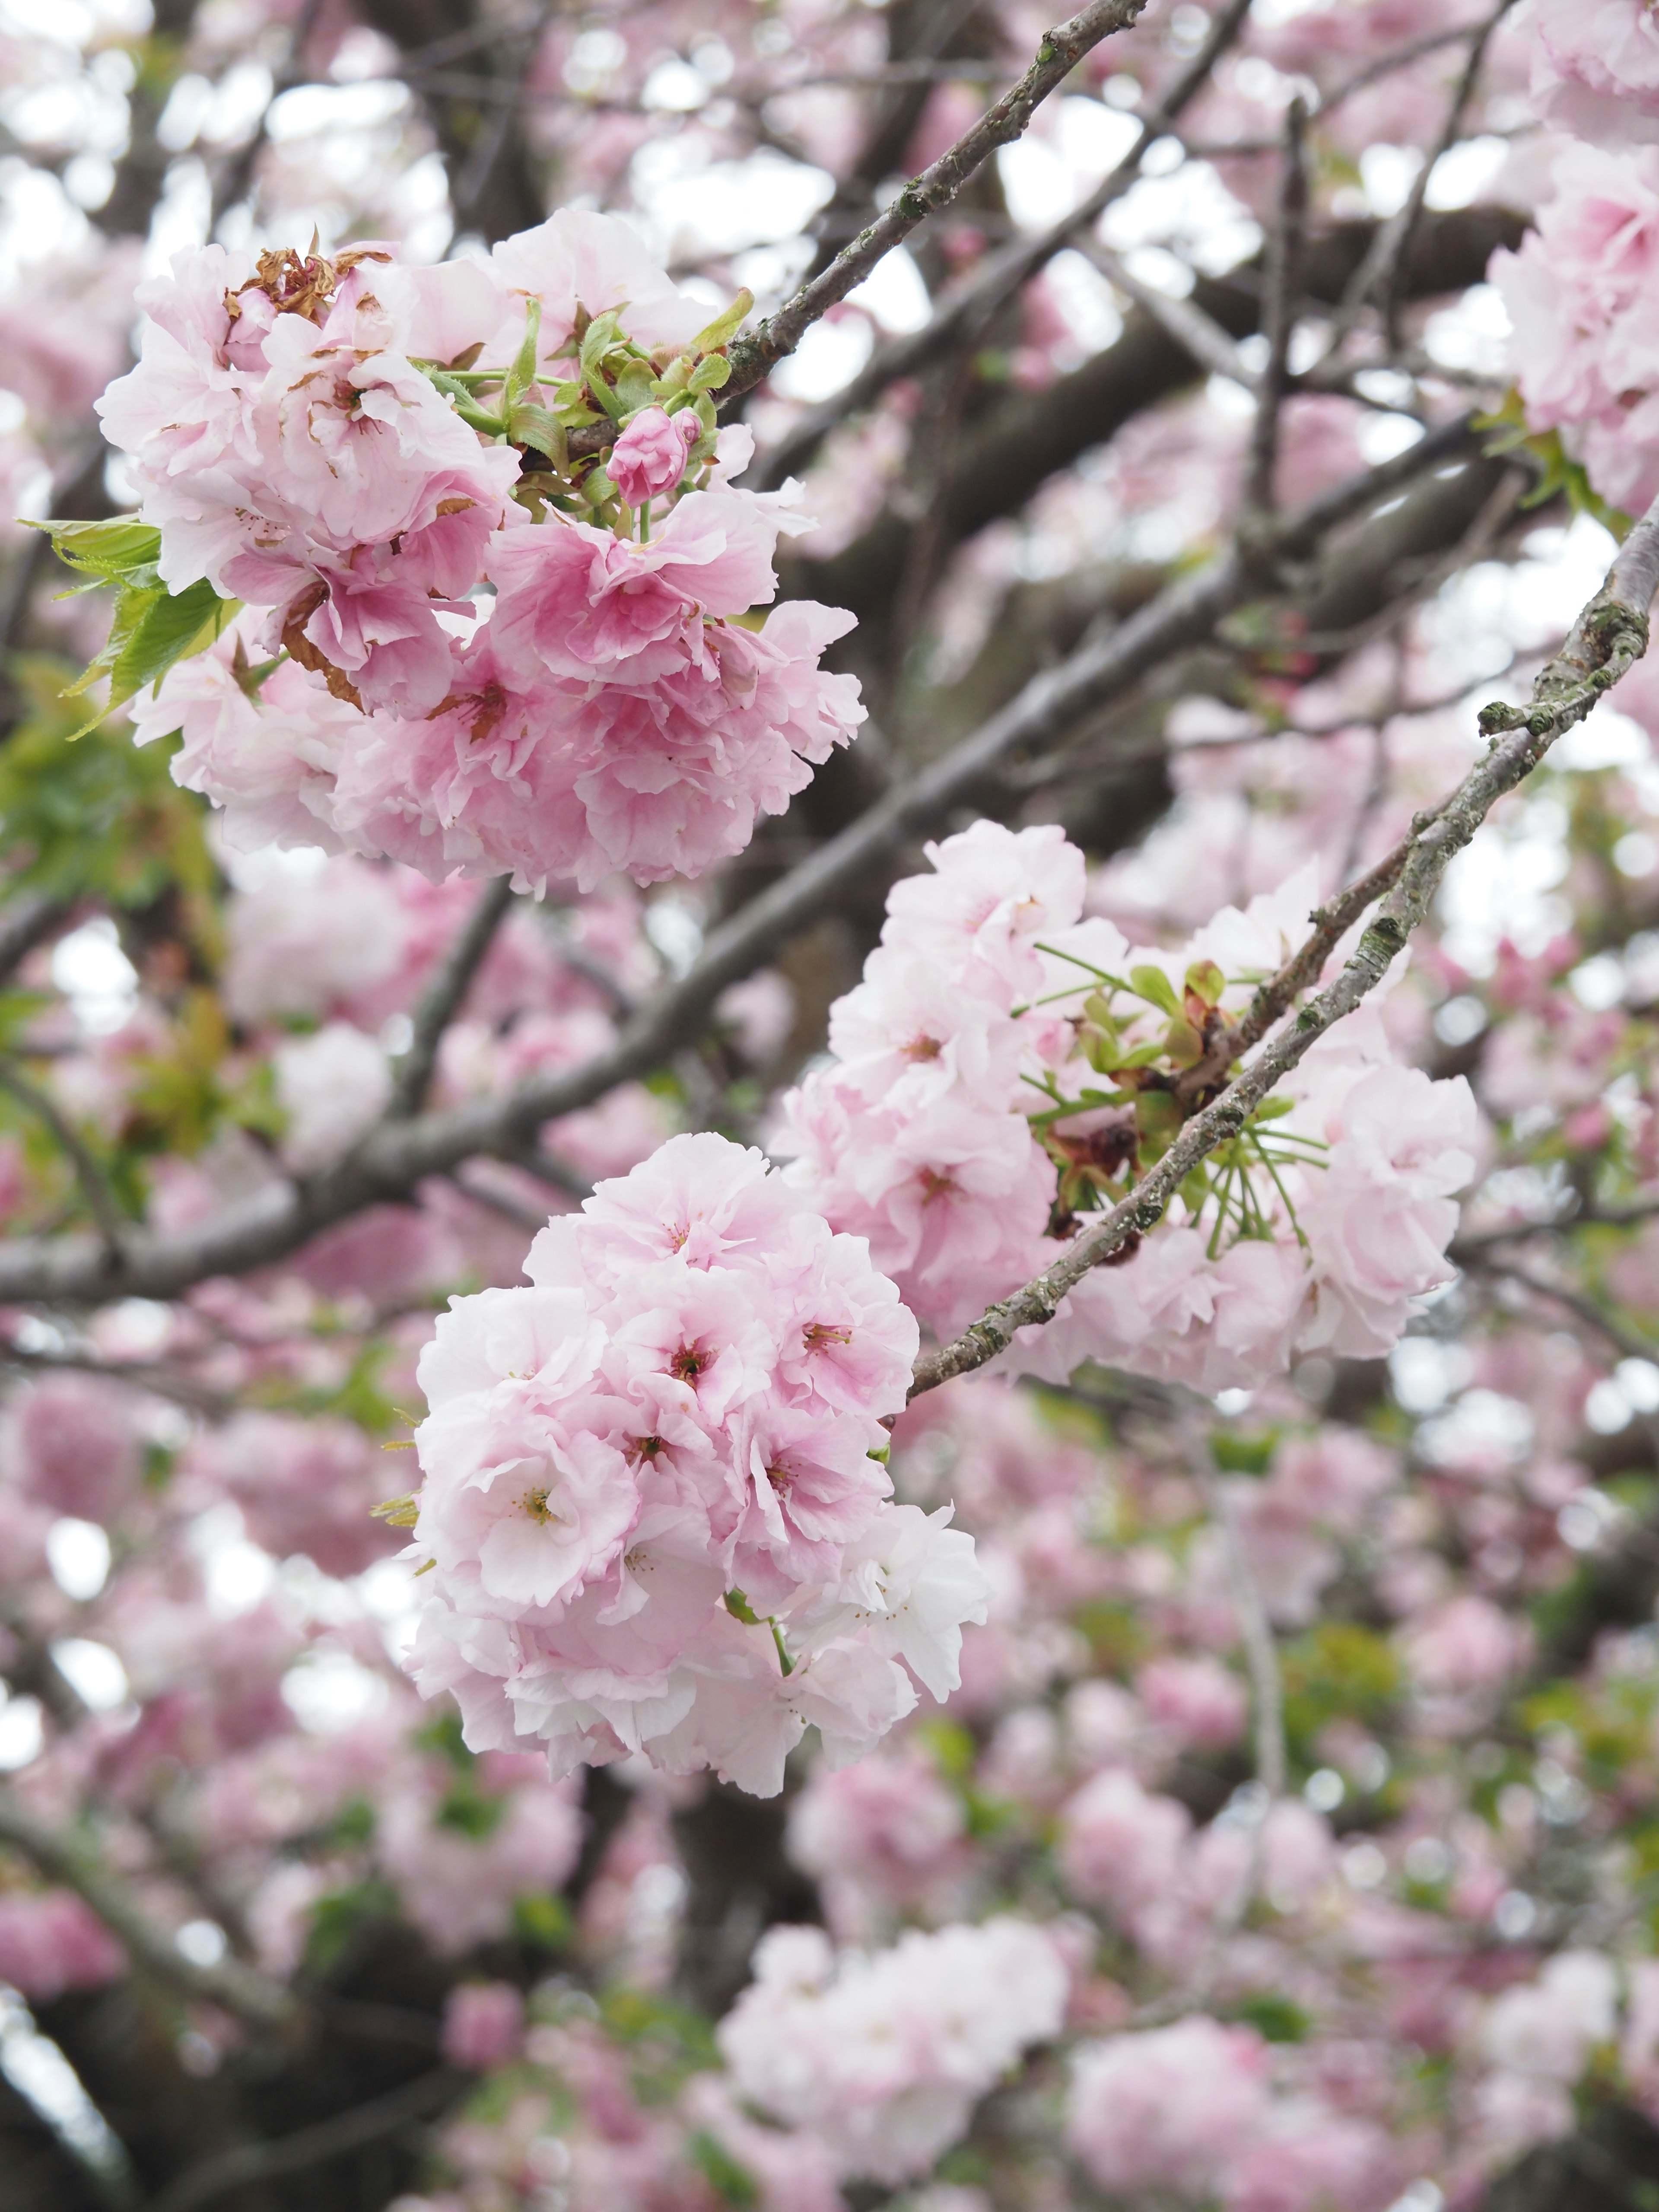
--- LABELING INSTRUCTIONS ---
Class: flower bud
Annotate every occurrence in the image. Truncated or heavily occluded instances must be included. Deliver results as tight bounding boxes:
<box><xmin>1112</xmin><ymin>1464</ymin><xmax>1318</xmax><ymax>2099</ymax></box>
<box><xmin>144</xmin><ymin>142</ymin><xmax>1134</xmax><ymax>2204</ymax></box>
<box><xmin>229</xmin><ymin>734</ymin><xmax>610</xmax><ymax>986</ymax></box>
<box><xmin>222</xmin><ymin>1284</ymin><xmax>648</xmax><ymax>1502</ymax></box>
<box><xmin>609</xmin><ymin>404</ymin><xmax>697</xmax><ymax>508</ymax></box>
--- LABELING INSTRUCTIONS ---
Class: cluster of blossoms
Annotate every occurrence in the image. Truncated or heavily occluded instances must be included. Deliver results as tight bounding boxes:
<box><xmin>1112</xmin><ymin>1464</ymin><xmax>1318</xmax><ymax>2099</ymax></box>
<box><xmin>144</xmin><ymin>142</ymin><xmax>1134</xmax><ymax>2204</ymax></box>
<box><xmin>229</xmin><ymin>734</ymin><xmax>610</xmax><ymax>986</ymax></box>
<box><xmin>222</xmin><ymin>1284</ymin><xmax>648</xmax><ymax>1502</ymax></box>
<box><xmin>1494</xmin><ymin>0</ymin><xmax>1659</xmax><ymax>514</ymax></box>
<box><xmin>715</xmin><ymin>1918</ymin><xmax>1068</xmax><ymax>2183</ymax></box>
<box><xmin>1066</xmin><ymin>2015</ymin><xmax>1400</xmax><ymax>2211</ymax></box>
<box><xmin>404</xmin><ymin>1133</ymin><xmax>990</xmax><ymax>1794</ymax></box>
<box><xmin>103</xmin><ymin>213</ymin><xmax>864</xmax><ymax>890</ymax></box>
<box><xmin>779</xmin><ymin>819</ymin><xmax>1478</xmax><ymax>1385</ymax></box>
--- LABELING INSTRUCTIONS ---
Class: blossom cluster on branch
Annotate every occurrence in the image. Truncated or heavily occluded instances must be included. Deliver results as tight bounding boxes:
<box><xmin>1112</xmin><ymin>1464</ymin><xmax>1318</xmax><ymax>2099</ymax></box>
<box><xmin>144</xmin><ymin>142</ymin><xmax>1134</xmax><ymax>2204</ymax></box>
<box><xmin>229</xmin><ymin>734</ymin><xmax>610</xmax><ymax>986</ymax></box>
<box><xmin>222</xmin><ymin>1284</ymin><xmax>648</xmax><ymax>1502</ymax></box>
<box><xmin>406</xmin><ymin>1133</ymin><xmax>989</xmax><ymax>1795</ymax></box>
<box><xmin>10</xmin><ymin>0</ymin><xmax>1659</xmax><ymax>2204</ymax></box>
<box><xmin>106</xmin><ymin>215</ymin><xmax>864</xmax><ymax>891</ymax></box>
<box><xmin>780</xmin><ymin>819</ymin><xmax>1479</xmax><ymax>1384</ymax></box>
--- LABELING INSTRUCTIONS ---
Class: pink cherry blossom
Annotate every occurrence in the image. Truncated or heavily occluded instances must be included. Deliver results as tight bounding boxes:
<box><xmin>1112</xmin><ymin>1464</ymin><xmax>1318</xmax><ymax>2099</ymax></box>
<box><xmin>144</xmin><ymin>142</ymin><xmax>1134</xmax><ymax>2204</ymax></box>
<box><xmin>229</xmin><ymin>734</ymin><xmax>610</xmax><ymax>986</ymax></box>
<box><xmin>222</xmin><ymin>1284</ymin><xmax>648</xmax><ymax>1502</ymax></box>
<box><xmin>442</xmin><ymin>1982</ymin><xmax>528</xmax><ymax>2070</ymax></box>
<box><xmin>406</xmin><ymin>1134</ymin><xmax>974</xmax><ymax>1794</ymax></box>
<box><xmin>608</xmin><ymin>406</ymin><xmax>699</xmax><ymax>509</ymax></box>
<box><xmin>1066</xmin><ymin>2018</ymin><xmax>1273</xmax><ymax>2198</ymax></box>
<box><xmin>0</xmin><ymin>1891</ymin><xmax>126</xmax><ymax>2000</ymax></box>
<box><xmin>4</xmin><ymin>1372</ymin><xmax>140</xmax><ymax>1523</ymax></box>
<box><xmin>1057</xmin><ymin>1767</ymin><xmax>1193</xmax><ymax>1921</ymax></box>
<box><xmin>718</xmin><ymin>1917</ymin><xmax>1067</xmax><ymax>2183</ymax></box>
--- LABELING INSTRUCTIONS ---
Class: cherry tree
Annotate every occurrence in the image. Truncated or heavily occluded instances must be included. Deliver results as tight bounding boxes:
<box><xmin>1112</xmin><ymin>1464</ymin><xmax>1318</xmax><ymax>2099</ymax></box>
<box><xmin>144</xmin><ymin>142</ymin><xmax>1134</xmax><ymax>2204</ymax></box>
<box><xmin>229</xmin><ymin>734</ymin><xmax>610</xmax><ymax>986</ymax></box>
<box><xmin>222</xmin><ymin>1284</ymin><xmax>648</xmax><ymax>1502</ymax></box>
<box><xmin>1</xmin><ymin>0</ymin><xmax>1659</xmax><ymax>2207</ymax></box>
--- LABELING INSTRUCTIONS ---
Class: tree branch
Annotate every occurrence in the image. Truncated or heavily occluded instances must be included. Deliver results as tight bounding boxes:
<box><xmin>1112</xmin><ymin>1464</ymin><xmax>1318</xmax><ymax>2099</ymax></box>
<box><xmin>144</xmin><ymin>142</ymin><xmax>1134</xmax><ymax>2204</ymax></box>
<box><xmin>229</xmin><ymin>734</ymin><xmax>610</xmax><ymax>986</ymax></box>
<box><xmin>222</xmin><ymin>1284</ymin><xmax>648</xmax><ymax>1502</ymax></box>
<box><xmin>745</xmin><ymin>0</ymin><xmax>1259</xmax><ymax>490</ymax></box>
<box><xmin>1184</xmin><ymin>1415</ymin><xmax>1287</xmax><ymax>1799</ymax></box>
<box><xmin>722</xmin><ymin>0</ymin><xmax>1153</xmax><ymax>405</ymax></box>
<box><xmin>1463</xmin><ymin>1253</ymin><xmax>1659</xmax><ymax>1367</ymax></box>
<box><xmin>1081</xmin><ymin>239</ymin><xmax>1260</xmax><ymax>388</ymax></box>
<box><xmin>1375</xmin><ymin>0</ymin><xmax>1519</xmax><ymax>349</ymax></box>
<box><xmin>388</xmin><ymin>874</ymin><xmax>515</xmax><ymax>1118</ymax></box>
<box><xmin>143</xmin><ymin>2068</ymin><xmax>459</xmax><ymax>2212</ymax></box>
<box><xmin>909</xmin><ymin>484</ymin><xmax>1659</xmax><ymax>1396</ymax></box>
<box><xmin>0</xmin><ymin>895</ymin><xmax>64</xmax><ymax>984</ymax></box>
<box><xmin>1245</xmin><ymin>95</ymin><xmax>1308</xmax><ymax>517</ymax></box>
<box><xmin>0</xmin><ymin>419</ymin><xmax>1483</xmax><ymax>1308</ymax></box>
<box><xmin>0</xmin><ymin>1060</ymin><xmax>128</xmax><ymax>1265</ymax></box>
<box><xmin>0</xmin><ymin>1788</ymin><xmax>302</xmax><ymax>2035</ymax></box>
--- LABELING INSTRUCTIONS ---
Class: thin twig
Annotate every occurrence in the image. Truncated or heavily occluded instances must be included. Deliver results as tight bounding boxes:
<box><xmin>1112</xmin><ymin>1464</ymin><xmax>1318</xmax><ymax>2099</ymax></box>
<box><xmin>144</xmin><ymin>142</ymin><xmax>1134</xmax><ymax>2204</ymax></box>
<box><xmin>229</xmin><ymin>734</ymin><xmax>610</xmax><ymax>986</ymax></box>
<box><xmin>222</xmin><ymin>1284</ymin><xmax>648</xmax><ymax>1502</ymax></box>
<box><xmin>144</xmin><ymin>2069</ymin><xmax>460</xmax><ymax>2212</ymax></box>
<box><xmin>1376</xmin><ymin>0</ymin><xmax>1519</xmax><ymax>349</ymax></box>
<box><xmin>1184</xmin><ymin>1417</ymin><xmax>1286</xmax><ymax>1798</ymax></box>
<box><xmin>0</xmin><ymin>420</ymin><xmax>1483</xmax><ymax>1309</ymax></box>
<box><xmin>722</xmin><ymin>0</ymin><xmax>1151</xmax><ymax>403</ymax></box>
<box><xmin>744</xmin><ymin>0</ymin><xmax>1259</xmax><ymax>489</ymax></box>
<box><xmin>388</xmin><ymin>876</ymin><xmax>515</xmax><ymax>1118</ymax></box>
<box><xmin>1081</xmin><ymin>238</ymin><xmax>1259</xmax><ymax>386</ymax></box>
<box><xmin>1465</xmin><ymin>1254</ymin><xmax>1659</xmax><ymax>1366</ymax></box>
<box><xmin>209</xmin><ymin>0</ymin><xmax>327</xmax><ymax>223</ymax></box>
<box><xmin>909</xmin><ymin>483</ymin><xmax>1659</xmax><ymax>1397</ymax></box>
<box><xmin>1170</xmin><ymin>819</ymin><xmax>1431</xmax><ymax>1111</ymax></box>
<box><xmin>1245</xmin><ymin>95</ymin><xmax>1308</xmax><ymax>518</ymax></box>
<box><xmin>509</xmin><ymin>1145</ymin><xmax>596</xmax><ymax>1204</ymax></box>
<box><xmin>0</xmin><ymin>1059</ymin><xmax>127</xmax><ymax>1263</ymax></box>
<box><xmin>0</xmin><ymin>1338</ymin><xmax>232</xmax><ymax>1416</ymax></box>
<box><xmin>0</xmin><ymin>1787</ymin><xmax>301</xmax><ymax>2034</ymax></box>
<box><xmin>1321</xmin><ymin>0</ymin><xmax>1516</xmax><ymax>361</ymax></box>
<box><xmin>1452</xmin><ymin>1195</ymin><xmax>1659</xmax><ymax>1256</ymax></box>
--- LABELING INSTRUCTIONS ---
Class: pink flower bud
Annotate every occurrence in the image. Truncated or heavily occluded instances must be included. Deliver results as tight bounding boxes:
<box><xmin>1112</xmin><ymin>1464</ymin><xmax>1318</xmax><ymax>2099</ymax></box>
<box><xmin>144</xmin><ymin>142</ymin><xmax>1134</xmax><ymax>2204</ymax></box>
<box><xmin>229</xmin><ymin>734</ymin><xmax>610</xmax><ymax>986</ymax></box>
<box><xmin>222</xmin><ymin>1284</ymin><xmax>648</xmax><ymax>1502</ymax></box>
<box><xmin>441</xmin><ymin>1981</ymin><xmax>524</xmax><ymax>2071</ymax></box>
<box><xmin>608</xmin><ymin>405</ymin><xmax>696</xmax><ymax>508</ymax></box>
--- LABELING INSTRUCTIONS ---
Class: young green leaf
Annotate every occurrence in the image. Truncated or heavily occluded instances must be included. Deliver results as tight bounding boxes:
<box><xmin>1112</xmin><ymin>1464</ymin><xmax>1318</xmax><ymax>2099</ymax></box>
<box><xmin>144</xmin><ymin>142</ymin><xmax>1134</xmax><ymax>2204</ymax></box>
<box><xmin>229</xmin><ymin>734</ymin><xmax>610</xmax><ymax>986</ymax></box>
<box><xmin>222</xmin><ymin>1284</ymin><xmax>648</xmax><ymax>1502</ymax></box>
<box><xmin>1128</xmin><ymin>964</ymin><xmax>1182</xmax><ymax>1018</ymax></box>
<box><xmin>27</xmin><ymin>514</ymin><xmax>162</xmax><ymax>583</ymax></box>
<box><xmin>503</xmin><ymin>294</ymin><xmax>542</xmax><ymax>407</ymax></box>
<box><xmin>62</xmin><ymin>577</ymin><xmax>236</xmax><ymax>740</ymax></box>
<box><xmin>1184</xmin><ymin>957</ymin><xmax>1227</xmax><ymax>1008</ymax></box>
<box><xmin>687</xmin><ymin>353</ymin><xmax>732</xmax><ymax>393</ymax></box>
<box><xmin>688</xmin><ymin>288</ymin><xmax>754</xmax><ymax>355</ymax></box>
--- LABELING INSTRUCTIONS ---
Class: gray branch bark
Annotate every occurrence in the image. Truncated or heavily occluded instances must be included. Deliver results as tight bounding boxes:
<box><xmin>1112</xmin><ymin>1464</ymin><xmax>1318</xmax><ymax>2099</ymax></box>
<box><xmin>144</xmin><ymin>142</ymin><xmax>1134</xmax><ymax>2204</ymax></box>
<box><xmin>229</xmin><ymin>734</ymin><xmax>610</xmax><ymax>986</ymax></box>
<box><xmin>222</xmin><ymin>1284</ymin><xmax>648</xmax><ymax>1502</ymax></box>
<box><xmin>722</xmin><ymin>0</ymin><xmax>1154</xmax><ymax>401</ymax></box>
<box><xmin>0</xmin><ymin>1789</ymin><xmax>301</xmax><ymax>2034</ymax></box>
<box><xmin>908</xmin><ymin>485</ymin><xmax>1659</xmax><ymax>1395</ymax></box>
<box><xmin>0</xmin><ymin>420</ymin><xmax>1481</xmax><ymax>1309</ymax></box>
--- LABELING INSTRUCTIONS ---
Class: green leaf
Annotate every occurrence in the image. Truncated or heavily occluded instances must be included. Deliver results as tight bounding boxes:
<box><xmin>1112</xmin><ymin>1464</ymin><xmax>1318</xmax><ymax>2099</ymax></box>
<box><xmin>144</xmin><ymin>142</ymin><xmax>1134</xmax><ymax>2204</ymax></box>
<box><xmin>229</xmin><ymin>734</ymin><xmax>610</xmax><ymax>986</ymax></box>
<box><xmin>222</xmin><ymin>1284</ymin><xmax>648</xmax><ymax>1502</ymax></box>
<box><xmin>513</xmin><ymin>1891</ymin><xmax>571</xmax><ymax>1950</ymax></box>
<box><xmin>305</xmin><ymin>1879</ymin><xmax>398</xmax><ymax>1974</ymax></box>
<box><xmin>687</xmin><ymin>353</ymin><xmax>731</xmax><ymax>393</ymax></box>
<box><xmin>550</xmin><ymin>378</ymin><xmax>601</xmax><ymax>426</ymax></box>
<box><xmin>1184</xmin><ymin>958</ymin><xmax>1226</xmax><ymax>1008</ymax></box>
<box><xmin>1210</xmin><ymin>1429</ymin><xmax>1276</xmax><ymax>1475</ymax></box>
<box><xmin>1281</xmin><ymin>1621</ymin><xmax>1401</xmax><ymax>1752</ymax></box>
<box><xmin>689</xmin><ymin>289</ymin><xmax>754</xmax><ymax>354</ymax></box>
<box><xmin>613</xmin><ymin>359</ymin><xmax>656</xmax><ymax>416</ymax></box>
<box><xmin>504</xmin><ymin>294</ymin><xmax>542</xmax><ymax>407</ymax></box>
<box><xmin>1164</xmin><ymin>1016</ymin><xmax>1204</xmax><ymax>1068</ymax></box>
<box><xmin>1128</xmin><ymin>963</ymin><xmax>1181</xmax><ymax>1018</ymax></box>
<box><xmin>1229</xmin><ymin>1993</ymin><xmax>1310</xmax><ymax>2042</ymax></box>
<box><xmin>689</xmin><ymin>2133</ymin><xmax>759</xmax><ymax>2208</ymax></box>
<box><xmin>507</xmin><ymin>399</ymin><xmax>562</xmax><ymax>459</ymax></box>
<box><xmin>915</xmin><ymin>1716</ymin><xmax>976</xmax><ymax>1781</ymax></box>
<box><xmin>436</xmin><ymin>1780</ymin><xmax>507</xmax><ymax>1839</ymax></box>
<box><xmin>427</xmin><ymin>370</ymin><xmax>506</xmax><ymax>435</ymax></box>
<box><xmin>723</xmin><ymin>1588</ymin><xmax>764</xmax><ymax>1626</ymax></box>
<box><xmin>1103</xmin><ymin>1039</ymin><xmax>1166</xmax><ymax>1071</ymax></box>
<box><xmin>578</xmin><ymin>309</ymin><xmax>627</xmax><ymax>377</ymax></box>
<box><xmin>63</xmin><ymin>576</ymin><xmax>236</xmax><ymax>740</ymax></box>
<box><xmin>1476</xmin><ymin>389</ymin><xmax>1633</xmax><ymax>538</ymax></box>
<box><xmin>0</xmin><ymin>660</ymin><xmax>216</xmax><ymax>909</ymax></box>
<box><xmin>27</xmin><ymin>514</ymin><xmax>162</xmax><ymax>582</ymax></box>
